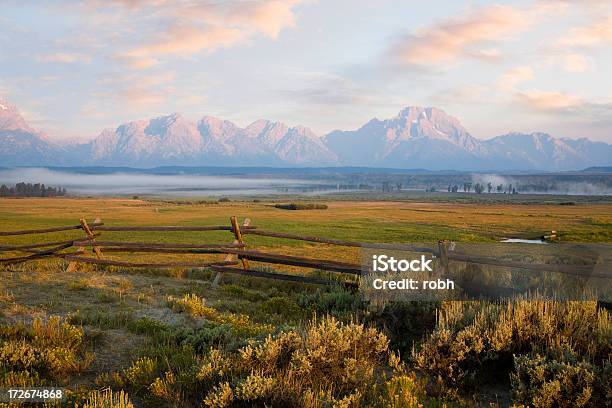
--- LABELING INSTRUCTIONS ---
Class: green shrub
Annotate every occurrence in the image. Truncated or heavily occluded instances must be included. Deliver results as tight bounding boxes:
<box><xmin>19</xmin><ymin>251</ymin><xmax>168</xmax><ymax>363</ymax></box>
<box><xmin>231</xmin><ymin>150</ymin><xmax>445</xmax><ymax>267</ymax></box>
<box><xmin>511</xmin><ymin>354</ymin><xmax>610</xmax><ymax>408</ymax></box>
<box><xmin>413</xmin><ymin>299</ymin><xmax>611</xmax><ymax>397</ymax></box>
<box><xmin>124</xmin><ymin>357</ymin><xmax>158</xmax><ymax>391</ymax></box>
<box><xmin>274</xmin><ymin>203</ymin><xmax>328</xmax><ymax>210</ymax></box>
<box><xmin>167</xmin><ymin>294</ymin><xmax>272</xmax><ymax>336</ymax></box>
<box><xmin>124</xmin><ymin>345</ymin><xmax>202</xmax><ymax>406</ymax></box>
<box><xmin>220</xmin><ymin>284</ymin><xmax>267</xmax><ymax>302</ymax></box>
<box><xmin>199</xmin><ymin>316</ymin><xmax>412</xmax><ymax>407</ymax></box>
<box><xmin>296</xmin><ymin>287</ymin><xmax>362</xmax><ymax>318</ymax></box>
<box><xmin>259</xmin><ymin>296</ymin><xmax>304</xmax><ymax>318</ymax></box>
<box><xmin>109</xmin><ymin>316</ymin><xmax>443</xmax><ymax>407</ymax></box>
<box><xmin>127</xmin><ymin>317</ymin><xmax>168</xmax><ymax>336</ymax></box>
<box><xmin>167</xmin><ymin>294</ymin><xmax>216</xmax><ymax>318</ymax></box>
<box><xmin>203</xmin><ymin>382</ymin><xmax>233</xmax><ymax>408</ymax></box>
<box><xmin>0</xmin><ymin>317</ymin><xmax>92</xmax><ymax>387</ymax></box>
<box><xmin>378</xmin><ymin>374</ymin><xmax>432</xmax><ymax>408</ymax></box>
<box><xmin>181</xmin><ymin>324</ymin><xmax>248</xmax><ymax>353</ymax></box>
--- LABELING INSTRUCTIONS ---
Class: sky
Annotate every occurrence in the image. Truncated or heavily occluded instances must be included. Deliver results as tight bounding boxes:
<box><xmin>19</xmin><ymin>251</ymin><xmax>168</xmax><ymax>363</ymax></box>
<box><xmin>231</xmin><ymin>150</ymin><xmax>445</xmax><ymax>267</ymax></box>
<box><xmin>1</xmin><ymin>0</ymin><xmax>611</xmax><ymax>142</ymax></box>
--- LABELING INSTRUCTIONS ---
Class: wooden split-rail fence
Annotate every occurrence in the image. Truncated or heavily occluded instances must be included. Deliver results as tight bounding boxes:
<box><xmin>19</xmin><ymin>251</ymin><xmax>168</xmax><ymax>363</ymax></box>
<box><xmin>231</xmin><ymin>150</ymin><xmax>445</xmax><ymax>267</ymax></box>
<box><xmin>0</xmin><ymin>217</ymin><xmax>365</xmax><ymax>288</ymax></box>
<box><xmin>0</xmin><ymin>217</ymin><xmax>608</xmax><ymax>289</ymax></box>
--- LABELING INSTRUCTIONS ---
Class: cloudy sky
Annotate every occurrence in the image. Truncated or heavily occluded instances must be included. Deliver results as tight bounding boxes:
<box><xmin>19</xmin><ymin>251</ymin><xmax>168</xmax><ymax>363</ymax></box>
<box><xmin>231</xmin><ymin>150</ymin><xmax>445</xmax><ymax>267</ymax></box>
<box><xmin>1</xmin><ymin>0</ymin><xmax>611</xmax><ymax>142</ymax></box>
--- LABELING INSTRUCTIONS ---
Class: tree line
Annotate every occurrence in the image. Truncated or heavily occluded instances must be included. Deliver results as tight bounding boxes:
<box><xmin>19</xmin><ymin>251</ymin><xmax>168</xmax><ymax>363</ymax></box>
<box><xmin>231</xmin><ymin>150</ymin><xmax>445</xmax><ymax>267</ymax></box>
<box><xmin>0</xmin><ymin>182</ymin><xmax>67</xmax><ymax>197</ymax></box>
<box><xmin>447</xmin><ymin>182</ymin><xmax>518</xmax><ymax>194</ymax></box>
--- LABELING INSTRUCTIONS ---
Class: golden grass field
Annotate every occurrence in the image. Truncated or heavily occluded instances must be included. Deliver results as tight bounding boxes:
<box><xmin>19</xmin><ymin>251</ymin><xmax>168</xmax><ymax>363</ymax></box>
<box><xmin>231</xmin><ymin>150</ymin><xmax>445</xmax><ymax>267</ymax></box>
<box><xmin>1</xmin><ymin>196</ymin><xmax>611</xmax><ymax>268</ymax></box>
<box><xmin>1</xmin><ymin>196</ymin><xmax>611</xmax><ymax>242</ymax></box>
<box><xmin>0</xmin><ymin>197</ymin><xmax>610</xmax><ymax>406</ymax></box>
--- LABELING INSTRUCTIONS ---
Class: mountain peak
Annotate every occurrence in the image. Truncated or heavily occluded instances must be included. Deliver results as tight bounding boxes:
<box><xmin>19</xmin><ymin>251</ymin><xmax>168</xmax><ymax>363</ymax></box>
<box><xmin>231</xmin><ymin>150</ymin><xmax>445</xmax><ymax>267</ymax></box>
<box><xmin>145</xmin><ymin>113</ymin><xmax>190</xmax><ymax>134</ymax></box>
<box><xmin>198</xmin><ymin>116</ymin><xmax>241</xmax><ymax>141</ymax></box>
<box><xmin>245</xmin><ymin>119</ymin><xmax>272</xmax><ymax>137</ymax></box>
<box><xmin>396</xmin><ymin>106</ymin><xmax>444</xmax><ymax>119</ymax></box>
<box><xmin>245</xmin><ymin>119</ymin><xmax>289</xmax><ymax>146</ymax></box>
<box><xmin>290</xmin><ymin>125</ymin><xmax>316</xmax><ymax>137</ymax></box>
<box><xmin>0</xmin><ymin>99</ymin><xmax>33</xmax><ymax>132</ymax></box>
<box><xmin>397</xmin><ymin>106</ymin><xmax>426</xmax><ymax>117</ymax></box>
<box><xmin>324</xmin><ymin>105</ymin><xmax>482</xmax><ymax>166</ymax></box>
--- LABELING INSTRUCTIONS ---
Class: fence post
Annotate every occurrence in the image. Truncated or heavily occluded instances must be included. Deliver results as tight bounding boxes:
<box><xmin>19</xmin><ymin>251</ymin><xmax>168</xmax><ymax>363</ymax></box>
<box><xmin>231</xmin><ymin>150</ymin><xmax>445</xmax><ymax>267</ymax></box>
<box><xmin>65</xmin><ymin>218</ymin><xmax>102</xmax><ymax>273</ymax></box>
<box><xmin>81</xmin><ymin>218</ymin><xmax>103</xmax><ymax>259</ymax></box>
<box><xmin>212</xmin><ymin>216</ymin><xmax>250</xmax><ymax>287</ymax></box>
<box><xmin>438</xmin><ymin>239</ymin><xmax>449</xmax><ymax>274</ymax></box>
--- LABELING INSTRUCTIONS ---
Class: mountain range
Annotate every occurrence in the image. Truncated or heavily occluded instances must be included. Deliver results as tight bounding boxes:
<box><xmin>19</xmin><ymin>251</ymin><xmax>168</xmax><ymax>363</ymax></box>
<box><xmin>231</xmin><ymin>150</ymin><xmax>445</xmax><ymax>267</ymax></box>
<box><xmin>1</xmin><ymin>100</ymin><xmax>610</xmax><ymax>171</ymax></box>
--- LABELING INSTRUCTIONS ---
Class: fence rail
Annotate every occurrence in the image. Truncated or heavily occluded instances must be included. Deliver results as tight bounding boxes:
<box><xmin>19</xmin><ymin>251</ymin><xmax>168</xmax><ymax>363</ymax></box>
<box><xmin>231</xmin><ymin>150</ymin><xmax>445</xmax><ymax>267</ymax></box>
<box><xmin>0</xmin><ymin>216</ymin><xmax>608</xmax><ymax>288</ymax></box>
<box><xmin>0</xmin><ymin>223</ymin><xmax>103</xmax><ymax>236</ymax></box>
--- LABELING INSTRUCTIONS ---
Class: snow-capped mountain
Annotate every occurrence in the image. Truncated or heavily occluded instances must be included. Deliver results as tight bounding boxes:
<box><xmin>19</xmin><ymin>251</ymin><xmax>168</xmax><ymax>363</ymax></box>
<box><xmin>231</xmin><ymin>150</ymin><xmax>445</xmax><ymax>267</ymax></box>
<box><xmin>479</xmin><ymin>132</ymin><xmax>612</xmax><ymax>171</ymax></box>
<box><xmin>0</xmin><ymin>100</ymin><xmax>34</xmax><ymax>132</ymax></box>
<box><xmin>325</xmin><ymin>107</ymin><xmax>612</xmax><ymax>170</ymax></box>
<box><xmin>87</xmin><ymin>114</ymin><xmax>337</xmax><ymax>166</ymax></box>
<box><xmin>0</xmin><ymin>100</ymin><xmax>610</xmax><ymax>170</ymax></box>
<box><xmin>90</xmin><ymin>114</ymin><xmax>204</xmax><ymax>164</ymax></box>
<box><xmin>325</xmin><ymin>107</ymin><xmax>486</xmax><ymax>168</ymax></box>
<box><xmin>0</xmin><ymin>99</ymin><xmax>67</xmax><ymax>166</ymax></box>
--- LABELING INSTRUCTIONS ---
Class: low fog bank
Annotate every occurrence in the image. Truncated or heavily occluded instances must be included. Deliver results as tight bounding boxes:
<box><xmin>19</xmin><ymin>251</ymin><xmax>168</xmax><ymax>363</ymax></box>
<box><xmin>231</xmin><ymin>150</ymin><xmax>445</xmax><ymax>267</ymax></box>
<box><xmin>0</xmin><ymin>167</ymin><xmax>609</xmax><ymax>197</ymax></box>
<box><xmin>471</xmin><ymin>174</ymin><xmax>612</xmax><ymax>196</ymax></box>
<box><xmin>0</xmin><ymin>168</ymin><xmax>321</xmax><ymax>196</ymax></box>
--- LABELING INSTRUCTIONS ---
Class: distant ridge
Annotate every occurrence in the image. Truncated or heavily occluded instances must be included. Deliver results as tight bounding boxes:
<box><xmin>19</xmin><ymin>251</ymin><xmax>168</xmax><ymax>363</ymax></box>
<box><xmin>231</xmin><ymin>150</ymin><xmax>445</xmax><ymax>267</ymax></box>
<box><xmin>582</xmin><ymin>166</ymin><xmax>612</xmax><ymax>173</ymax></box>
<box><xmin>1</xmin><ymin>100</ymin><xmax>611</xmax><ymax>171</ymax></box>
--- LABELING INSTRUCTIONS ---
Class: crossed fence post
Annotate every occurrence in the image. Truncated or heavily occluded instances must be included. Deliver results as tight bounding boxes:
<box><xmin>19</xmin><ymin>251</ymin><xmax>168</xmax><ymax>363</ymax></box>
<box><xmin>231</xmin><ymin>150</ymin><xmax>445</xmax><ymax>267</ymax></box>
<box><xmin>212</xmin><ymin>216</ymin><xmax>250</xmax><ymax>286</ymax></box>
<box><xmin>65</xmin><ymin>218</ymin><xmax>102</xmax><ymax>272</ymax></box>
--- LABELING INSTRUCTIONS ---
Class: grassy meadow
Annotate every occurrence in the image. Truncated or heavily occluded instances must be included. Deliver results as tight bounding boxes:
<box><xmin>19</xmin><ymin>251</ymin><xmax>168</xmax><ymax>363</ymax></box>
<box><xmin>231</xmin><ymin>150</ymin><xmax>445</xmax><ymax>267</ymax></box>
<box><xmin>0</xmin><ymin>196</ymin><xmax>610</xmax><ymax>407</ymax></box>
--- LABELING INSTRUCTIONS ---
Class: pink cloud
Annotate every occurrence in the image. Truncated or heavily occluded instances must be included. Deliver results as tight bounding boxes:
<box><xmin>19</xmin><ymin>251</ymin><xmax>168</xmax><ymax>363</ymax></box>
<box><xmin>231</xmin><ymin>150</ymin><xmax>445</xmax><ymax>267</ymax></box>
<box><xmin>123</xmin><ymin>57</ymin><xmax>160</xmax><ymax>70</ymax></box>
<box><xmin>392</xmin><ymin>5</ymin><xmax>531</xmax><ymax>66</ymax></box>
<box><xmin>229</xmin><ymin>0</ymin><xmax>300</xmax><ymax>38</ymax></box>
<box><xmin>105</xmin><ymin>0</ymin><xmax>308</xmax><ymax>67</ymax></box>
<box><xmin>515</xmin><ymin>89</ymin><xmax>583</xmax><ymax>111</ymax></box>
<box><xmin>125</xmin><ymin>25</ymin><xmax>245</xmax><ymax>58</ymax></box>
<box><xmin>557</xmin><ymin>15</ymin><xmax>612</xmax><ymax>47</ymax></box>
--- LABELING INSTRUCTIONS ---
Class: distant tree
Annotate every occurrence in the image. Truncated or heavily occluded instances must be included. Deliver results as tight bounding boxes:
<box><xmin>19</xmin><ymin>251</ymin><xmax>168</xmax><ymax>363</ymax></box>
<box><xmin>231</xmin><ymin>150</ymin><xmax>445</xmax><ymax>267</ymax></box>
<box><xmin>475</xmin><ymin>183</ymin><xmax>484</xmax><ymax>194</ymax></box>
<box><xmin>496</xmin><ymin>184</ymin><xmax>503</xmax><ymax>193</ymax></box>
<box><xmin>0</xmin><ymin>182</ymin><xmax>65</xmax><ymax>197</ymax></box>
<box><xmin>487</xmin><ymin>182</ymin><xmax>492</xmax><ymax>193</ymax></box>
<box><xmin>452</xmin><ymin>185</ymin><xmax>459</xmax><ymax>193</ymax></box>
<box><xmin>396</xmin><ymin>183</ymin><xmax>402</xmax><ymax>191</ymax></box>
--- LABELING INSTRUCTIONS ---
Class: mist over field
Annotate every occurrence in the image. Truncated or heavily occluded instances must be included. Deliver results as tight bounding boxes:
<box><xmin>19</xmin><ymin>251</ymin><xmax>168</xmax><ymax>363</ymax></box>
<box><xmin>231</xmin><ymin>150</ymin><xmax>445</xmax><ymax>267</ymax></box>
<box><xmin>0</xmin><ymin>168</ymin><xmax>319</xmax><ymax>196</ymax></box>
<box><xmin>1</xmin><ymin>167</ymin><xmax>610</xmax><ymax>197</ymax></box>
<box><xmin>471</xmin><ymin>174</ymin><xmax>612</xmax><ymax>196</ymax></box>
